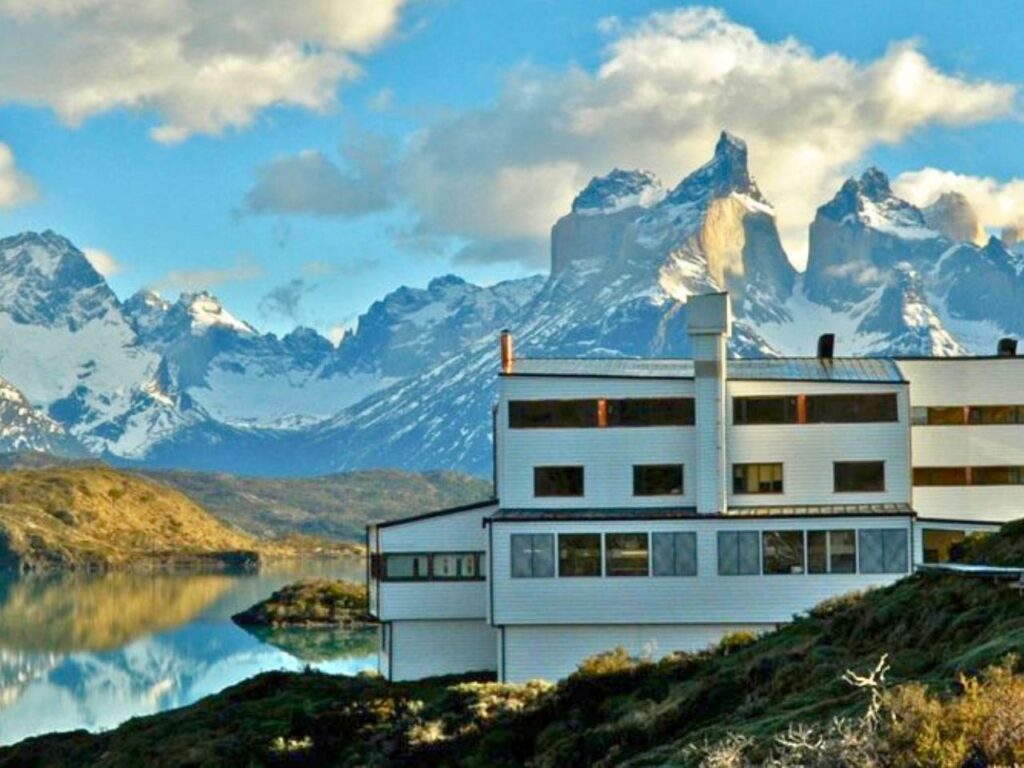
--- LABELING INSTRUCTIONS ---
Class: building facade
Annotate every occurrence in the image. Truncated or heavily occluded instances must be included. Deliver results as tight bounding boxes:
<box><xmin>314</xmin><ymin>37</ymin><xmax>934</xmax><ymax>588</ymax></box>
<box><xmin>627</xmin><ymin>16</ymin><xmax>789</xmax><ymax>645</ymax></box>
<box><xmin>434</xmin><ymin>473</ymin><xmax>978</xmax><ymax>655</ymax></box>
<box><xmin>367</xmin><ymin>293</ymin><xmax>1022</xmax><ymax>683</ymax></box>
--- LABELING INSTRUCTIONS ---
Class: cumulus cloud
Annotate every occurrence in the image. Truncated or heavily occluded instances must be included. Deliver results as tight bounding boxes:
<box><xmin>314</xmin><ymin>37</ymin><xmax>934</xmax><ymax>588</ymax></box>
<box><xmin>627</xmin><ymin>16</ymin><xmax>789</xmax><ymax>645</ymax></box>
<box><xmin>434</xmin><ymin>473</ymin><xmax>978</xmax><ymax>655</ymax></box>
<box><xmin>0</xmin><ymin>142</ymin><xmax>36</xmax><ymax>207</ymax></box>
<box><xmin>82</xmin><ymin>247</ymin><xmax>122</xmax><ymax>277</ymax></box>
<box><xmin>243</xmin><ymin>132</ymin><xmax>396</xmax><ymax>216</ymax></box>
<box><xmin>400</xmin><ymin>7</ymin><xmax>1016</xmax><ymax>267</ymax></box>
<box><xmin>0</xmin><ymin>0</ymin><xmax>405</xmax><ymax>142</ymax></box>
<box><xmin>153</xmin><ymin>255</ymin><xmax>265</xmax><ymax>291</ymax></box>
<box><xmin>894</xmin><ymin>168</ymin><xmax>1024</xmax><ymax>231</ymax></box>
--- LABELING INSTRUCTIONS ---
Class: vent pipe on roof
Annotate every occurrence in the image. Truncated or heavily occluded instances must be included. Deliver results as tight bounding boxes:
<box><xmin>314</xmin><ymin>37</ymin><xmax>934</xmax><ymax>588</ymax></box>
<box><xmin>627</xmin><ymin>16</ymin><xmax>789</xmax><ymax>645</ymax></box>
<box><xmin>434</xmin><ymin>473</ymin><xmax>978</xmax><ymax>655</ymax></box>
<box><xmin>817</xmin><ymin>333</ymin><xmax>835</xmax><ymax>360</ymax></box>
<box><xmin>500</xmin><ymin>329</ymin><xmax>514</xmax><ymax>373</ymax></box>
<box><xmin>997</xmin><ymin>337</ymin><xmax>1017</xmax><ymax>357</ymax></box>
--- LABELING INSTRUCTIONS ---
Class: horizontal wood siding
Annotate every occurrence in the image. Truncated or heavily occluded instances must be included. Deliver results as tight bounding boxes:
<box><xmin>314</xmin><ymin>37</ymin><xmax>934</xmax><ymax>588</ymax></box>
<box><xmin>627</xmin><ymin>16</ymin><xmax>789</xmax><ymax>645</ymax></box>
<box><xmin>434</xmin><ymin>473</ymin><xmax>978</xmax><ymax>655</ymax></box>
<box><xmin>498</xmin><ymin>377</ymin><xmax>696</xmax><ymax>509</ymax></box>
<box><xmin>389</xmin><ymin>620</ymin><xmax>497</xmax><ymax>681</ymax></box>
<box><xmin>912</xmin><ymin>488</ymin><xmax>1024</xmax><ymax>523</ymax></box>
<box><xmin>490</xmin><ymin>517</ymin><xmax>911</xmax><ymax>626</ymax></box>
<box><xmin>726</xmin><ymin>380</ymin><xmax>910</xmax><ymax>507</ymax></box>
<box><xmin>379</xmin><ymin>504</ymin><xmax>495</xmax><ymax>551</ymax></box>
<box><xmin>502</xmin><ymin>624</ymin><xmax>773</xmax><ymax>683</ymax></box>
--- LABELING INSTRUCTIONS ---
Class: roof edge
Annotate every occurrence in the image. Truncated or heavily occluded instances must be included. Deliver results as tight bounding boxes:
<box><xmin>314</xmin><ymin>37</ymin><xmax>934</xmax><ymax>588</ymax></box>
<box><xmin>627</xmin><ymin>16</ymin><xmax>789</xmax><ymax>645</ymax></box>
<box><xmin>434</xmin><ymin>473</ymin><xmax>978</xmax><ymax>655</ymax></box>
<box><xmin>372</xmin><ymin>498</ymin><xmax>499</xmax><ymax>529</ymax></box>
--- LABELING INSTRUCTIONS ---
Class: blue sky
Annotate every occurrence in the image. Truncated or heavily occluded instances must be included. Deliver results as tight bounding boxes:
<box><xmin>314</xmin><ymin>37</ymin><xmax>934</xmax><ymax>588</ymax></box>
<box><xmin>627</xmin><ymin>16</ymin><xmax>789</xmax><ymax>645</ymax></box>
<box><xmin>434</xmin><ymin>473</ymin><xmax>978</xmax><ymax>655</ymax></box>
<box><xmin>0</xmin><ymin>1</ymin><xmax>1020</xmax><ymax>339</ymax></box>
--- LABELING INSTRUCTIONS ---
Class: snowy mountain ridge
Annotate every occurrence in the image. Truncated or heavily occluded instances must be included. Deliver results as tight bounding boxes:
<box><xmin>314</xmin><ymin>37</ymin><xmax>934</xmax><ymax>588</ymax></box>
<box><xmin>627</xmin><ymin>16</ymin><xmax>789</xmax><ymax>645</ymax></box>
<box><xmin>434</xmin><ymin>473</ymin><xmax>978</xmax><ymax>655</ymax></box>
<box><xmin>0</xmin><ymin>132</ymin><xmax>1022</xmax><ymax>475</ymax></box>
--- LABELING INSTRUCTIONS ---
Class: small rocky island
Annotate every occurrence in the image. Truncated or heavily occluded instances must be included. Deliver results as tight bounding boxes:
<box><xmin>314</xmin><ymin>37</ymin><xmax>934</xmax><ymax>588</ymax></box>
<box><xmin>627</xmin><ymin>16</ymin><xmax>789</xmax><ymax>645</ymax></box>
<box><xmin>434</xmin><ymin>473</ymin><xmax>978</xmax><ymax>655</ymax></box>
<box><xmin>232</xmin><ymin>578</ymin><xmax>371</xmax><ymax>628</ymax></box>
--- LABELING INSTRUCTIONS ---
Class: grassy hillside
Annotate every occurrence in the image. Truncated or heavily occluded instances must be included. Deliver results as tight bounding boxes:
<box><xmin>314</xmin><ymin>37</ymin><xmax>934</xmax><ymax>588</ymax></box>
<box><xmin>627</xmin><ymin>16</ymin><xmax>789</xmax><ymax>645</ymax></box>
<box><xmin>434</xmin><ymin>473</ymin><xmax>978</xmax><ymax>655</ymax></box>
<box><xmin>138</xmin><ymin>468</ymin><xmax>494</xmax><ymax>541</ymax></box>
<box><xmin>5</xmin><ymin>525</ymin><xmax>1024</xmax><ymax>766</ymax></box>
<box><xmin>0</xmin><ymin>466</ymin><xmax>334</xmax><ymax>571</ymax></box>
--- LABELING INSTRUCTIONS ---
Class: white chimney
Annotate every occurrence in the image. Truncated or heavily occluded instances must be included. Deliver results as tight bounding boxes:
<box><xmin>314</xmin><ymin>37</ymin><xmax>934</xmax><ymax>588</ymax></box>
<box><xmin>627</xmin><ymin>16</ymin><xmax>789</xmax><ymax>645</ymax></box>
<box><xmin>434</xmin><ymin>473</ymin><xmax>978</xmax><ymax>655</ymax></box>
<box><xmin>687</xmin><ymin>292</ymin><xmax>731</xmax><ymax>515</ymax></box>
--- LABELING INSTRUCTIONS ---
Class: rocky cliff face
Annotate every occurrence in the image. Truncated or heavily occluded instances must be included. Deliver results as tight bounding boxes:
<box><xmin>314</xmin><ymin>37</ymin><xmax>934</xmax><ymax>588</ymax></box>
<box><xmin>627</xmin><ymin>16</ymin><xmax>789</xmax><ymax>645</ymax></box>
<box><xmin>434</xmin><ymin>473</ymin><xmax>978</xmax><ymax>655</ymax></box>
<box><xmin>923</xmin><ymin>191</ymin><xmax>986</xmax><ymax>245</ymax></box>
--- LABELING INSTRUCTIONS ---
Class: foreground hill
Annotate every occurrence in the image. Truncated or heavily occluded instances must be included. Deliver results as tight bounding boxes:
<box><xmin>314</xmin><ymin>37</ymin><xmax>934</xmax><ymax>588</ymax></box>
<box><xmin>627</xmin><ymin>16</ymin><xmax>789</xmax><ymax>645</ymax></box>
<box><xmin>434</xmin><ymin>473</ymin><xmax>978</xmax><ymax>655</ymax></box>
<box><xmin>139</xmin><ymin>468</ymin><xmax>493</xmax><ymax>541</ymax></box>
<box><xmin>0</xmin><ymin>466</ymin><xmax>323</xmax><ymax>571</ymax></box>
<box><xmin>6</xmin><ymin>524</ymin><xmax>1024</xmax><ymax>766</ymax></box>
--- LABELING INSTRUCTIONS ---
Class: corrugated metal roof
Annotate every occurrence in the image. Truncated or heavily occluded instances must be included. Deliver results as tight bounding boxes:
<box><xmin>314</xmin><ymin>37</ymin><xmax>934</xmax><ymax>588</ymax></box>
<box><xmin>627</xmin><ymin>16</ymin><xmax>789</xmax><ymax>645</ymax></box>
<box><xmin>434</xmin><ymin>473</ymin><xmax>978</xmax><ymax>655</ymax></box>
<box><xmin>507</xmin><ymin>356</ymin><xmax>905</xmax><ymax>383</ymax></box>
<box><xmin>725</xmin><ymin>502</ymin><xmax>914</xmax><ymax>517</ymax></box>
<box><xmin>491</xmin><ymin>507</ymin><xmax>698</xmax><ymax>521</ymax></box>
<box><xmin>489</xmin><ymin>503</ymin><xmax>913</xmax><ymax>522</ymax></box>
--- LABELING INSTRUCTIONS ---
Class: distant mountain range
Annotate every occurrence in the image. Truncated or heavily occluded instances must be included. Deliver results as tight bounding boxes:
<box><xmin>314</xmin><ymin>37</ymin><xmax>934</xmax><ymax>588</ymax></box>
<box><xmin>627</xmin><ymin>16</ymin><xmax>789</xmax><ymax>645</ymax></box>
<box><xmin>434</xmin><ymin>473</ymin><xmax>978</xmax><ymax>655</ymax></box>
<box><xmin>0</xmin><ymin>132</ymin><xmax>1022</xmax><ymax>475</ymax></box>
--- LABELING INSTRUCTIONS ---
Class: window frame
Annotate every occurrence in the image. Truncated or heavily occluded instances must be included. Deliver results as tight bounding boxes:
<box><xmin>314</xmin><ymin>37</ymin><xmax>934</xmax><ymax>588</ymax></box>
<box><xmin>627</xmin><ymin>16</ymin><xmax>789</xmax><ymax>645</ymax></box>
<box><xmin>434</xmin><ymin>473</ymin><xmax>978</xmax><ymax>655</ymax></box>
<box><xmin>508</xmin><ymin>399</ymin><xmax>598</xmax><ymax>429</ymax></box>
<box><xmin>922</xmin><ymin>528</ymin><xmax>967</xmax><ymax>565</ymax></box>
<box><xmin>557</xmin><ymin>533</ymin><xmax>603</xmax><ymax>578</ymax></box>
<box><xmin>857</xmin><ymin>529</ymin><xmax>909</xmax><ymax>574</ymax></box>
<box><xmin>633</xmin><ymin>464</ymin><xmax>685</xmax><ymax>497</ymax></box>
<box><xmin>382</xmin><ymin>551</ymin><xmax>487</xmax><ymax>582</ymax></box>
<box><xmin>804</xmin><ymin>393</ymin><xmax>898</xmax><ymax>424</ymax></box>
<box><xmin>761</xmin><ymin>530</ymin><xmax>806</xmax><ymax>575</ymax></box>
<box><xmin>510</xmin><ymin>533</ymin><xmax>555</xmax><ymax>579</ymax></box>
<box><xmin>717</xmin><ymin>530</ymin><xmax>761</xmax><ymax>576</ymax></box>
<box><xmin>733</xmin><ymin>396</ymin><xmax>798</xmax><ymax>425</ymax></box>
<box><xmin>651</xmin><ymin>531</ymin><xmax>698</xmax><ymax>577</ymax></box>
<box><xmin>732</xmin><ymin>463</ymin><xmax>784</xmax><ymax>495</ymax></box>
<box><xmin>833</xmin><ymin>460</ymin><xmax>886</xmax><ymax>493</ymax></box>
<box><xmin>606</xmin><ymin>397</ymin><xmax>695</xmax><ymax>427</ymax></box>
<box><xmin>604</xmin><ymin>532</ymin><xmax>650</xmax><ymax>577</ymax></box>
<box><xmin>807</xmin><ymin>529</ymin><xmax>857</xmax><ymax>574</ymax></box>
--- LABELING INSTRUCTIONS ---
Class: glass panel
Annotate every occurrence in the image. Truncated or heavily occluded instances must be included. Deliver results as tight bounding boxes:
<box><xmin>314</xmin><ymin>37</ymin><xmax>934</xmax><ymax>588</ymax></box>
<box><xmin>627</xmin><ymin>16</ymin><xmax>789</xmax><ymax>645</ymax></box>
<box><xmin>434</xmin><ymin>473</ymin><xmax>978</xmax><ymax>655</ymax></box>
<box><xmin>534</xmin><ymin>466</ymin><xmax>584</xmax><ymax>496</ymax></box>
<box><xmin>738</xmin><ymin>531</ymin><xmax>760</xmax><ymax>575</ymax></box>
<box><xmin>910</xmin><ymin>406</ymin><xmax>928</xmax><ymax>426</ymax></box>
<box><xmin>675</xmin><ymin>532</ymin><xmax>697</xmax><ymax>576</ymax></box>
<box><xmin>605</xmin><ymin>533</ymin><xmax>649</xmax><ymax>577</ymax></box>
<box><xmin>882</xmin><ymin>530</ymin><xmax>909</xmax><ymax>573</ymax></box>
<box><xmin>652</xmin><ymin>532</ymin><xmax>675</xmax><ymax>576</ymax></box>
<box><xmin>969</xmin><ymin>405</ymin><xmax>1018</xmax><ymax>425</ymax></box>
<box><xmin>717</xmin><ymin>532</ymin><xmax>739</xmax><ymax>575</ymax></box>
<box><xmin>913</xmin><ymin>467</ymin><xmax>969</xmax><ymax>486</ymax></box>
<box><xmin>509</xmin><ymin>400</ymin><xmax>598</xmax><ymax>428</ymax></box>
<box><xmin>733</xmin><ymin>464</ymin><xmax>783</xmax><ymax>494</ymax></box>
<box><xmin>533</xmin><ymin>534</ymin><xmax>554</xmax><ymax>577</ymax></box>
<box><xmin>607</xmin><ymin>398</ymin><xmax>695</xmax><ymax>427</ymax></box>
<box><xmin>432</xmin><ymin>553</ymin><xmax>478</xmax><ymax>579</ymax></box>
<box><xmin>733</xmin><ymin>396</ymin><xmax>798</xmax><ymax>425</ymax></box>
<box><xmin>805</xmin><ymin>394</ymin><xmax>898</xmax><ymax>423</ymax></box>
<box><xmin>858</xmin><ymin>530</ymin><xmax>883</xmax><ymax>574</ymax></box>
<box><xmin>559</xmin><ymin>534</ymin><xmax>601</xmax><ymax>577</ymax></box>
<box><xmin>834</xmin><ymin>461</ymin><xmax>885</xmax><ymax>492</ymax></box>
<box><xmin>511</xmin><ymin>534</ymin><xmax>533</xmax><ymax>577</ymax></box>
<box><xmin>829</xmin><ymin>530</ymin><xmax>857</xmax><ymax>574</ymax></box>
<box><xmin>972</xmin><ymin>466</ymin><xmax>1020</xmax><ymax>485</ymax></box>
<box><xmin>807</xmin><ymin>531</ymin><xmax>827</xmax><ymax>574</ymax></box>
<box><xmin>926</xmin><ymin>406</ymin><xmax>965</xmax><ymax>425</ymax></box>
<box><xmin>511</xmin><ymin>534</ymin><xmax>553</xmax><ymax>577</ymax></box>
<box><xmin>923</xmin><ymin>529</ymin><xmax>966</xmax><ymax>564</ymax></box>
<box><xmin>633</xmin><ymin>464</ymin><xmax>684</xmax><ymax>496</ymax></box>
<box><xmin>385</xmin><ymin>554</ymin><xmax>430</xmax><ymax>580</ymax></box>
<box><xmin>762</xmin><ymin>531</ymin><xmax>805</xmax><ymax>575</ymax></box>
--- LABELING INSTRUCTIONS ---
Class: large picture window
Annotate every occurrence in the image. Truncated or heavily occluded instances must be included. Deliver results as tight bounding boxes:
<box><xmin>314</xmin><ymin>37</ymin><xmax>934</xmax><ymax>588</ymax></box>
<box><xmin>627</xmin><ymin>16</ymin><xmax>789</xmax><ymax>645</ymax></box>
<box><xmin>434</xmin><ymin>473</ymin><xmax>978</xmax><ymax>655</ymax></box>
<box><xmin>509</xmin><ymin>400</ymin><xmax>597</xmax><ymax>428</ymax></box>
<box><xmin>633</xmin><ymin>464</ymin><xmax>684</xmax><ymax>496</ymax></box>
<box><xmin>911</xmin><ymin>406</ymin><xmax>965</xmax><ymax>426</ymax></box>
<box><xmin>733</xmin><ymin>396</ymin><xmax>797</xmax><ymax>425</ymax></box>
<box><xmin>652</xmin><ymin>532</ymin><xmax>697</xmax><ymax>576</ymax></box>
<box><xmin>606</xmin><ymin>398</ymin><xmax>695</xmax><ymax>427</ymax></box>
<box><xmin>807</xmin><ymin>530</ymin><xmax>857</xmax><ymax>574</ymax></box>
<box><xmin>762</xmin><ymin>531</ymin><xmax>805</xmax><ymax>575</ymax></box>
<box><xmin>558</xmin><ymin>533</ymin><xmax>601</xmax><ymax>577</ymax></box>
<box><xmin>972</xmin><ymin>466</ymin><xmax>1023</xmax><ymax>485</ymax></box>
<box><xmin>834</xmin><ymin>461</ymin><xmax>885</xmax><ymax>492</ymax></box>
<box><xmin>805</xmin><ymin>394</ymin><xmax>898</xmax><ymax>423</ymax></box>
<box><xmin>858</xmin><ymin>529</ymin><xmax>908</xmax><ymax>574</ymax></box>
<box><xmin>717</xmin><ymin>531</ymin><xmax>760</xmax><ymax>575</ymax></box>
<box><xmin>605</xmin><ymin>533</ymin><xmax>649</xmax><ymax>577</ymax></box>
<box><xmin>383</xmin><ymin>553</ymin><xmax>430</xmax><ymax>580</ymax></box>
<box><xmin>510</xmin><ymin>534</ymin><xmax>554</xmax><ymax>578</ymax></box>
<box><xmin>733</xmin><ymin>463</ymin><xmax>783</xmax><ymax>494</ymax></box>
<box><xmin>913</xmin><ymin>467</ymin><xmax>969</xmax><ymax>486</ymax></box>
<box><xmin>922</xmin><ymin>529</ymin><xmax>966</xmax><ymax>564</ymax></box>
<box><xmin>534</xmin><ymin>466</ymin><xmax>584</xmax><ymax>497</ymax></box>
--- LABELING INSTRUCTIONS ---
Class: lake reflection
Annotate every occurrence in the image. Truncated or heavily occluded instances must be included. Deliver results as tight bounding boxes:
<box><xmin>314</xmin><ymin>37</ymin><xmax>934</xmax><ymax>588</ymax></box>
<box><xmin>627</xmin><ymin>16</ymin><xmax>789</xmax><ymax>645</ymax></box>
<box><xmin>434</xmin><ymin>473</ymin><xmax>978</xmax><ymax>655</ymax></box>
<box><xmin>0</xmin><ymin>560</ymin><xmax>378</xmax><ymax>746</ymax></box>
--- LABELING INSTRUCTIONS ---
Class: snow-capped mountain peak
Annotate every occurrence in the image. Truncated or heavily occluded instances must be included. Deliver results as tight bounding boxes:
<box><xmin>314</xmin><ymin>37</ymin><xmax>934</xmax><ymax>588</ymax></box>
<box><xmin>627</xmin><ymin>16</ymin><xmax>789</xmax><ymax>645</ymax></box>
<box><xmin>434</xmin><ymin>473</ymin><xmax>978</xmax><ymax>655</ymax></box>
<box><xmin>818</xmin><ymin>168</ymin><xmax>937</xmax><ymax>241</ymax></box>
<box><xmin>665</xmin><ymin>130</ymin><xmax>767</xmax><ymax>208</ymax></box>
<box><xmin>571</xmin><ymin>169</ymin><xmax>665</xmax><ymax>216</ymax></box>
<box><xmin>181</xmin><ymin>292</ymin><xmax>256</xmax><ymax>336</ymax></box>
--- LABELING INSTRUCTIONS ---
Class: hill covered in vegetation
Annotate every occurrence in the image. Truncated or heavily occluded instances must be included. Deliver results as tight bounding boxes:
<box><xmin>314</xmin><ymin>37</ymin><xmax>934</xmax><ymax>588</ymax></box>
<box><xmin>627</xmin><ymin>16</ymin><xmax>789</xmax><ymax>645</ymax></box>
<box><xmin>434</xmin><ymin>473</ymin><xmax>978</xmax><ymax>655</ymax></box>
<box><xmin>4</xmin><ymin>525</ymin><xmax>1024</xmax><ymax>766</ymax></box>
<box><xmin>0</xmin><ymin>466</ymin><xmax>348</xmax><ymax>571</ymax></box>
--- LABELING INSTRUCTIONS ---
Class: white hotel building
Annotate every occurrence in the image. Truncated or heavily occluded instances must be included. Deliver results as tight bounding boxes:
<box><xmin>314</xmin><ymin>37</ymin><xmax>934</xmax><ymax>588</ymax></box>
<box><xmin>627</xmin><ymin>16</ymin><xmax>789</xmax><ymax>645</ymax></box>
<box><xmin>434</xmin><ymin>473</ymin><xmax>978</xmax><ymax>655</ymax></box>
<box><xmin>366</xmin><ymin>293</ymin><xmax>1024</xmax><ymax>683</ymax></box>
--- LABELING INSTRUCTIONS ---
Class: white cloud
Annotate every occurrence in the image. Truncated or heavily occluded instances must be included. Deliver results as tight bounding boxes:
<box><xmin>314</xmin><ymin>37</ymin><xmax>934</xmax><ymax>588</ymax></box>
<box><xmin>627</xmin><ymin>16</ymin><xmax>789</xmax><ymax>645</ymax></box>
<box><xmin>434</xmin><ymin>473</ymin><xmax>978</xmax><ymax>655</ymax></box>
<box><xmin>400</xmin><ymin>7</ymin><xmax>1016</xmax><ymax>268</ymax></box>
<box><xmin>153</xmin><ymin>255</ymin><xmax>265</xmax><ymax>291</ymax></box>
<box><xmin>82</xmin><ymin>246</ymin><xmax>122</xmax><ymax>277</ymax></box>
<box><xmin>0</xmin><ymin>142</ymin><xmax>36</xmax><ymax>207</ymax></box>
<box><xmin>0</xmin><ymin>0</ymin><xmax>405</xmax><ymax>142</ymax></box>
<box><xmin>894</xmin><ymin>168</ymin><xmax>1024</xmax><ymax>231</ymax></box>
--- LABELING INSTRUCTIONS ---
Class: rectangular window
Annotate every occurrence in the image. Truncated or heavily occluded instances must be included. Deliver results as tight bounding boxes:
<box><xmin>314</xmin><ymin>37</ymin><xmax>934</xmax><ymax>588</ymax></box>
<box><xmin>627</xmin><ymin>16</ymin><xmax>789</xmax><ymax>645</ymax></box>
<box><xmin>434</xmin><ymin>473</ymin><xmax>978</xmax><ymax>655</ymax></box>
<box><xmin>807</xmin><ymin>530</ymin><xmax>857</xmax><ymax>574</ymax></box>
<box><xmin>432</xmin><ymin>553</ymin><xmax>481</xmax><ymax>580</ymax></box>
<box><xmin>922</xmin><ymin>529</ymin><xmax>966</xmax><ymax>564</ymax></box>
<box><xmin>605</xmin><ymin>533</ymin><xmax>649</xmax><ymax>577</ymax></box>
<box><xmin>919</xmin><ymin>406</ymin><xmax>966</xmax><ymax>426</ymax></box>
<box><xmin>733</xmin><ymin>396</ymin><xmax>798</xmax><ymax>425</ymax></box>
<box><xmin>972</xmin><ymin>466</ymin><xmax>1022</xmax><ymax>485</ymax></box>
<box><xmin>559</xmin><ymin>533</ymin><xmax>602</xmax><ymax>577</ymax></box>
<box><xmin>805</xmin><ymin>394</ymin><xmax>898</xmax><ymax>423</ymax></box>
<box><xmin>606</xmin><ymin>398</ymin><xmax>695</xmax><ymax>427</ymax></box>
<box><xmin>717</xmin><ymin>531</ymin><xmax>760</xmax><ymax>575</ymax></box>
<box><xmin>858</xmin><ymin>529</ymin><xmax>908</xmax><ymax>574</ymax></box>
<box><xmin>762</xmin><ymin>531</ymin><xmax>805</xmax><ymax>575</ymax></box>
<box><xmin>913</xmin><ymin>467</ymin><xmax>969</xmax><ymax>486</ymax></box>
<box><xmin>733</xmin><ymin>463</ymin><xmax>783</xmax><ymax>494</ymax></box>
<box><xmin>534</xmin><ymin>466</ymin><xmax>584</xmax><ymax>497</ymax></box>
<box><xmin>633</xmin><ymin>464</ymin><xmax>684</xmax><ymax>496</ymax></box>
<box><xmin>510</xmin><ymin>534</ymin><xmax>554</xmax><ymax>578</ymax></box>
<box><xmin>652</xmin><ymin>532</ymin><xmax>697</xmax><ymax>576</ymax></box>
<box><xmin>969</xmin><ymin>405</ymin><xmax>1020</xmax><ymax>425</ymax></box>
<box><xmin>509</xmin><ymin>400</ymin><xmax>597</xmax><ymax>428</ymax></box>
<box><xmin>383</xmin><ymin>554</ymin><xmax>430</xmax><ymax>580</ymax></box>
<box><xmin>834</xmin><ymin>461</ymin><xmax>885</xmax><ymax>492</ymax></box>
